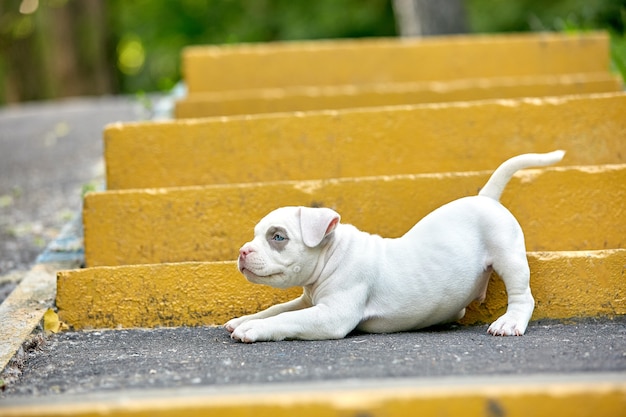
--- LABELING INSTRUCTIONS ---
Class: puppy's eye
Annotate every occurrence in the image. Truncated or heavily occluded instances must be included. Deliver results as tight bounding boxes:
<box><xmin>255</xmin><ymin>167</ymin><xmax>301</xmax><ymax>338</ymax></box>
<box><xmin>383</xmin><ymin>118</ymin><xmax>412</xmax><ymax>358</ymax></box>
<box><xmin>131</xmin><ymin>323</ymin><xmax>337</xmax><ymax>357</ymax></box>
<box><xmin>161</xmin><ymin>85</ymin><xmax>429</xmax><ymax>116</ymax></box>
<box><xmin>272</xmin><ymin>233</ymin><xmax>287</xmax><ymax>242</ymax></box>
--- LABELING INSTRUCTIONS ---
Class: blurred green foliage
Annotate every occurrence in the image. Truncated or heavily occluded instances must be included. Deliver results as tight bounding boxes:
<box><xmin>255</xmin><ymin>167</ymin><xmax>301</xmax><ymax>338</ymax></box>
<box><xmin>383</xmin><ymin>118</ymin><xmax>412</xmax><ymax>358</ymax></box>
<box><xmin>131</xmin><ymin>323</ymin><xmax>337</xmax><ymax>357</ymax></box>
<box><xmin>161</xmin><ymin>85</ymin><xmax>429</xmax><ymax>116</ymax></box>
<box><xmin>468</xmin><ymin>0</ymin><xmax>626</xmax><ymax>80</ymax></box>
<box><xmin>110</xmin><ymin>0</ymin><xmax>626</xmax><ymax>95</ymax></box>
<box><xmin>108</xmin><ymin>0</ymin><xmax>397</xmax><ymax>93</ymax></box>
<box><xmin>469</xmin><ymin>0</ymin><xmax>625</xmax><ymax>33</ymax></box>
<box><xmin>1</xmin><ymin>0</ymin><xmax>625</xmax><ymax>102</ymax></box>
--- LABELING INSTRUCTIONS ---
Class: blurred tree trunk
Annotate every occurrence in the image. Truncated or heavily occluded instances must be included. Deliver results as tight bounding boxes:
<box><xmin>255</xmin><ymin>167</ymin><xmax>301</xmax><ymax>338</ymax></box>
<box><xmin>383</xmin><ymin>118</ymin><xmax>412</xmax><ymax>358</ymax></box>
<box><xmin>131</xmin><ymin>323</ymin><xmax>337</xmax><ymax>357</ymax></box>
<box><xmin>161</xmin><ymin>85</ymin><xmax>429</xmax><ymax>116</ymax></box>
<box><xmin>392</xmin><ymin>0</ymin><xmax>467</xmax><ymax>37</ymax></box>
<box><xmin>0</xmin><ymin>0</ymin><xmax>115</xmax><ymax>104</ymax></box>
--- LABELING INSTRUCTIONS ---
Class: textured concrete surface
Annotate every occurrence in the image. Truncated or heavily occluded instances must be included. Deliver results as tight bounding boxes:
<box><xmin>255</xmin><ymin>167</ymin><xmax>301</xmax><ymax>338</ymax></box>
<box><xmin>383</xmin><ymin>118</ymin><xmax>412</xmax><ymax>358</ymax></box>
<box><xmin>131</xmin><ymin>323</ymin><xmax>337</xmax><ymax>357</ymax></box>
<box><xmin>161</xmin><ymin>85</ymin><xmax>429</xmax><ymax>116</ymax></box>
<box><xmin>55</xmin><ymin>250</ymin><xmax>626</xmax><ymax>330</ymax></box>
<box><xmin>2</xmin><ymin>373</ymin><xmax>626</xmax><ymax>417</ymax></box>
<box><xmin>1</xmin><ymin>317</ymin><xmax>624</xmax><ymax>400</ymax></box>
<box><xmin>0</xmin><ymin>97</ymin><xmax>143</xmax><ymax>302</ymax></box>
<box><xmin>84</xmin><ymin>165</ymin><xmax>626</xmax><ymax>267</ymax></box>
<box><xmin>183</xmin><ymin>32</ymin><xmax>610</xmax><ymax>92</ymax></box>
<box><xmin>104</xmin><ymin>93</ymin><xmax>626</xmax><ymax>190</ymax></box>
<box><xmin>0</xmin><ymin>264</ymin><xmax>57</xmax><ymax>375</ymax></box>
<box><xmin>176</xmin><ymin>73</ymin><xmax>621</xmax><ymax>118</ymax></box>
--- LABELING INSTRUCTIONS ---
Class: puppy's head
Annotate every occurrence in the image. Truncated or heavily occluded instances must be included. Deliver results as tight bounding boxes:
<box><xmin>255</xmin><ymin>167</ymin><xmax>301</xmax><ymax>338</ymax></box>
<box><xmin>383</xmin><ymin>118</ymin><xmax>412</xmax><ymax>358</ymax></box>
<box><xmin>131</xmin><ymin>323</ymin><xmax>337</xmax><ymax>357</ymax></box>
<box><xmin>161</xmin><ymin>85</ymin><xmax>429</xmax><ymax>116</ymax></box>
<box><xmin>238</xmin><ymin>206</ymin><xmax>340</xmax><ymax>288</ymax></box>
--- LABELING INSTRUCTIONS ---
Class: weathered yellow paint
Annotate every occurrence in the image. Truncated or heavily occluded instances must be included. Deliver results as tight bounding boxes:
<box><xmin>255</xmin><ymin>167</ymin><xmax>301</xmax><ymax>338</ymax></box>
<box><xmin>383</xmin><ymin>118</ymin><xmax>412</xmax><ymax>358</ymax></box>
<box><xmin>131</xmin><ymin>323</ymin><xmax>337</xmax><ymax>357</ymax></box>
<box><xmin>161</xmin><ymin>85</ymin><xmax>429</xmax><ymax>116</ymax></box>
<box><xmin>56</xmin><ymin>261</ymin><xmax>300</xmax><ymax>329</ymax></box>
<box><xmin>84</xmin><ymin>165</ymin><xmax>626</xmax><ymax>267</ymax></box>
<box><xmin>463</xmin><ymin>249</ymin><xmax>626</xmax><ymax>325</ymax></box>
<box><xmin>175</xmin><ymin>73</ymin><xmax>622</xmax><ymax>118</ymax></box>
<box><xmin>57</xmin><ymin>250</ymin><xmax>624</xmax><ymax>330</ymax></box>
<box><xmin>183</xmin><ymin>32</ymin><xmax>610</xmax><ymax>93</ymax></box>
<box><xmin>3</xmin><ymin>376</ymin><xmax>626</xmax><ymax>417</ymax></box>
<box><xmin>105</xmin><ymin>92</ymin><xmax>626</xmax><ymax>190</ymax></box>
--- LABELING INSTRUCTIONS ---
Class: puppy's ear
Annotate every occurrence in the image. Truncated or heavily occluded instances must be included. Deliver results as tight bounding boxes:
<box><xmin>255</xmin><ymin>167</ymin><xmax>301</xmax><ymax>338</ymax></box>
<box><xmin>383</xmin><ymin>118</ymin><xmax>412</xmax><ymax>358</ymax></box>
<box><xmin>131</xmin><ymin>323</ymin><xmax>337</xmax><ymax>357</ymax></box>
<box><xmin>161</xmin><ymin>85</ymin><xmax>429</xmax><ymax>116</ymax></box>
<box><xmin>299</xmin><ymin>207</ymin><xmax>340</xmax><ymax>248</ymax></box>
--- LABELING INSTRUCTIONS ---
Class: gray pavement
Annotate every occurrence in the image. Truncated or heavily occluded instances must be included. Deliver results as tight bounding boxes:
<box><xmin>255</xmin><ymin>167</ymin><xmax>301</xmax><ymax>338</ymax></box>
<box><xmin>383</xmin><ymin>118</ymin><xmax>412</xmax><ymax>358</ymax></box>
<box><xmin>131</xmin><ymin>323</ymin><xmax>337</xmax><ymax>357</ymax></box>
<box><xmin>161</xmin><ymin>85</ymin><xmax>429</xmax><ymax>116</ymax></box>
<box><xmin>1</xmin><ymin>316</ymin><xmax>625</xmax><ymax>400</ymax></box>
<box><xmin>0</xmin><ymin>96</ymin><xmax>146</xmax><ymax>301</ymax></box>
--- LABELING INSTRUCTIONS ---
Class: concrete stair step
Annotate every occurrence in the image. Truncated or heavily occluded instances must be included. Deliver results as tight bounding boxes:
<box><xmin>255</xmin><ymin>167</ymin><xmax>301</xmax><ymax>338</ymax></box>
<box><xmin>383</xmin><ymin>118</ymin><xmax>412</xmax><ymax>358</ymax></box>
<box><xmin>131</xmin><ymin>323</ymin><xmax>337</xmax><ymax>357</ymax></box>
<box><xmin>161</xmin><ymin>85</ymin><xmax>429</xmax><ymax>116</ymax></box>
<box><xmin>56</xmin><ymin>249</ymin><xmax>626</xmax><ymax>330</ymax></box>
<box><xmin>83</xmin><ymin>164</ymin><xmax>626</xmax><ymax>267</ymax></box>
<box><xmin>175</xmin><ymin>73</ymin><xmax>622</xmax><ymax>118</ymax></box>
<box><xmin>105</xmin><ymin>92</ymin><xmax>626</xmax><ymax>190</ymax></box>
<box><xmin>182</xmin><ymin>32</ymin><xmax>611</xmax><ymax>93</ymax></box>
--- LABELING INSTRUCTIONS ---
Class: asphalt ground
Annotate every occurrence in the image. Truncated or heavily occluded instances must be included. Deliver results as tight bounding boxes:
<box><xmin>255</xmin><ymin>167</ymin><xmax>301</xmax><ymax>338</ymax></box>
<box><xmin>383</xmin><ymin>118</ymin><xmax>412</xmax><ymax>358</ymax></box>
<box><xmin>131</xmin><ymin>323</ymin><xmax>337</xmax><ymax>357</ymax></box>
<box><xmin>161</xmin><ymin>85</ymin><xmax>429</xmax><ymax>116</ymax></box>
<box><xmin>1</xmin><ymin>317</ymin><xmax>625</xmax><ymax>401</ymax></box>
<box><xmin>0</xmin><ymin>96</ymin><xmax>624</xmax><ymax>407</ymax></box>
<box><xmin>0</xmin><ymin>96</ymin><xmax>146</xmax><ymax>302</ymax></box>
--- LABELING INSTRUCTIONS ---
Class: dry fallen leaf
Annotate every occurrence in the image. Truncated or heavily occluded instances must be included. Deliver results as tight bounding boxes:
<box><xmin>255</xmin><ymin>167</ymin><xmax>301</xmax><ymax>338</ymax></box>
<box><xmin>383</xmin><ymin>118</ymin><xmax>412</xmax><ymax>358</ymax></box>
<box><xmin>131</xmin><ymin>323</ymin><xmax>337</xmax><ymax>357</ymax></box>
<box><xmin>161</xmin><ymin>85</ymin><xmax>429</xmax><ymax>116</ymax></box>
<box><xmin>43</xmin><ymin>308</ymin><xmax>68</xmax><ymax>334</ymax></box>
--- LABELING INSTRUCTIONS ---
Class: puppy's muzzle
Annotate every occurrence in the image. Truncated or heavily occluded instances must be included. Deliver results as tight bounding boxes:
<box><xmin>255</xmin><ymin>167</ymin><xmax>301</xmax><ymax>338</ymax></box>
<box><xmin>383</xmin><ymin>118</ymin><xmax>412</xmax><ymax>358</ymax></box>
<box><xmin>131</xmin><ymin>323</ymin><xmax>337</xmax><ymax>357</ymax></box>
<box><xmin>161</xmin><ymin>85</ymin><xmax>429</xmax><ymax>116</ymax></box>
<box><xmin>238</xmin><ymin>244</ymin><xmax>253</xmax><ymax>272</ymax></box>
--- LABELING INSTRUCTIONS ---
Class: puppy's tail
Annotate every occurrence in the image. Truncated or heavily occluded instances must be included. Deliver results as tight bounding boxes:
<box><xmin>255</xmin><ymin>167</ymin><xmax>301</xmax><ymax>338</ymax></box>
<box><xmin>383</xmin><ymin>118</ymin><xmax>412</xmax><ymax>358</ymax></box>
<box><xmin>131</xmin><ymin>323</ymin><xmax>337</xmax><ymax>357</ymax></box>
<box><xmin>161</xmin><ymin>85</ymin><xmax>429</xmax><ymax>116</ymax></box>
<box><xmin>478</xmin><ymin>150</ymin><xmax>565</xmax><ymax>201</ymax></box>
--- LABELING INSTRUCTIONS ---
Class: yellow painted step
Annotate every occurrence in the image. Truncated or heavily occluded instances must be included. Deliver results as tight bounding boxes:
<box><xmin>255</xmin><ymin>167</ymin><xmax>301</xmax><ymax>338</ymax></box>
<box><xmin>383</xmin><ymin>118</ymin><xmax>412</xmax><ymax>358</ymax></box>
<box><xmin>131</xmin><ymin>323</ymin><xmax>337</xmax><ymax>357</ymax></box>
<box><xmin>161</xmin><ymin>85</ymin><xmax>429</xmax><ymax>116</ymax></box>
<box><xmin>84</xmin><ymin>165</ymin><xmax>626</xmax><ymax>267</ymax></box>
<box><xmin>57</xmin><ymin>249</ymin><xmax>626</xmax><ymax>329</ymax></box>
<box><xmin>105</xmin><ymin>92</ymin><xmax>626</xmax><ymax>190</ymax></box>
<box><xmin>183</xmin><ymin>32</ymin><xmax>610</xmax><ymax>93</ymax></box>
<box><xmin>3</xmin><ymin>375</ymin><xmax>626</xmax><ymax>417</ymax></box>
<box><xmin>175</xmin><ymin>73</ymin><xmax>622</xmax><ymax>118</ymax></box>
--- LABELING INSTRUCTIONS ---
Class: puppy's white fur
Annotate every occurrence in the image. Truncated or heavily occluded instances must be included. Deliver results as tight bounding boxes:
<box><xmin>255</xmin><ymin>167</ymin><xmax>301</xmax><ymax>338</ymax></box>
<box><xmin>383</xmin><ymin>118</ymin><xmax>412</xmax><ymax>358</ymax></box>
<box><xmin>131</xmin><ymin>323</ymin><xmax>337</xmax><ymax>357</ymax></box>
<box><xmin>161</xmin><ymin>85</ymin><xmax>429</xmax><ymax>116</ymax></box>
<box><xmin>226</xmin><ymin>151</ymin><xmax>565</xmax><ymax>343</ymax></box>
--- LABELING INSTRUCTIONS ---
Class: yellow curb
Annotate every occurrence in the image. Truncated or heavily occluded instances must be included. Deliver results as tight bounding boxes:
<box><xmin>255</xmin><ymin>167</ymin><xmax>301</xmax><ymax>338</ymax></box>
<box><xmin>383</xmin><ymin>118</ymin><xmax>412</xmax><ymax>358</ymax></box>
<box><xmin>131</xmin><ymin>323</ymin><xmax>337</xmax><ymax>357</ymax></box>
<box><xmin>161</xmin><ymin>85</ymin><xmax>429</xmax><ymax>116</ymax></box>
<box><xmin>175</xmin><ymin>73</ymin><xmax>622</xmax><ymax>118</ymax></box>
<box><xmin>464</xmin><ymin>249</ymin><xmax>626</xmax><ymax>325</ymax></box>
<box><xmin>0</xmin><ymin>264</ymin><xmax>57</xmax><ymax>371</ymax></box>
<box><xmin>56</xmin><ymin>249</ymin><xmax>625</xmax><ymax>330</ymax></box>
<box><xmin>182</xmin><ymin>32</ymin><xmax>610</xmax><ymax>93</ymax></box>
<box><xmin>84</xmin><ymin>165</ymin><xmax>626</xmax><ymax>267</ymax></box>
<box><xmin>56</xmin><ymin>261</ymin><xmax>300</xmax><ymax>329</ymax></box>
<box><xmin>104</xmin><ymin>92</ymin><xmax>626</xmax><ymax>190</ymax></box>
<box><xmin>2</xmin><ymin>374</ymin><xmax>625</xmax><ymax>416</ymax></box>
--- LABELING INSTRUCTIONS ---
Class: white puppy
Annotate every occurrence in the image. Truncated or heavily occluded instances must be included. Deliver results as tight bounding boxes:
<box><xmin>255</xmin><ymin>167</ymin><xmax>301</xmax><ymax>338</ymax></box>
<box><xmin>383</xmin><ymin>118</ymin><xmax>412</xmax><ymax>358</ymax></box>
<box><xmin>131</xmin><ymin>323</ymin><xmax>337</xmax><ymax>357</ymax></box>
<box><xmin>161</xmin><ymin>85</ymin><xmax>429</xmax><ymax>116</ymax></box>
<box><xmin>226</xmin><ymin>151</ymin><xmax>565</xmax><ymax>343</ymax></box>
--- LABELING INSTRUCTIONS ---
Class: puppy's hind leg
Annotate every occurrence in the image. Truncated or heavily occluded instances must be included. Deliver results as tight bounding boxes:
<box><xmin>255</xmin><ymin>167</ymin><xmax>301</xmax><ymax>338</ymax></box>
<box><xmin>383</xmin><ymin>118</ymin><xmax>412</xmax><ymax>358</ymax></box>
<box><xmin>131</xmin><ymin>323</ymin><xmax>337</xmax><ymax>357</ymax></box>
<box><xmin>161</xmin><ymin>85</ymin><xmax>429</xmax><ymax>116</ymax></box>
<box><xmin>487</xmin><ymin>253</ymin><xmax>534</xmax><ymax>336</ymax></box>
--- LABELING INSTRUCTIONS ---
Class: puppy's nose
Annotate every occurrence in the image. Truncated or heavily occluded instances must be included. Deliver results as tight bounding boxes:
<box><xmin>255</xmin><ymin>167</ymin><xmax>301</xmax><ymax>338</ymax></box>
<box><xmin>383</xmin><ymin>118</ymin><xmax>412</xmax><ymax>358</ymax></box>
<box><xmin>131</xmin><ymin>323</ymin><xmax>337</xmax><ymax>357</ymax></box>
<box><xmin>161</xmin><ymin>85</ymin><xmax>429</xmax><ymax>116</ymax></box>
<box><xmin>239</xmin><ymin>246</ymin><xmax>254</xmax><ymax>259</ymax></box>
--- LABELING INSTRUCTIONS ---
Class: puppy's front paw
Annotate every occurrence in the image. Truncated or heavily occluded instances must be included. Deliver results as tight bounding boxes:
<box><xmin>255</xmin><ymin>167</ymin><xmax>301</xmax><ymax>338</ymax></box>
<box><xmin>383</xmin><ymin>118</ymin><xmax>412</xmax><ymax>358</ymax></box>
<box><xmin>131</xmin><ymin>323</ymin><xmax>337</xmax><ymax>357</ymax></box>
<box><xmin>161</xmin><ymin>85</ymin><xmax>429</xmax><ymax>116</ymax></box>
<box><xmin>230</xmin><ymin>319</ymin><xmax>266</xmax><ymax>343</ymax></box>
<box><xmin>224</xmin><ymin>316</ymin><xmax>249</xmax><ymax>333</ymax></box>
<box><xmin>488</xmin><ymin>314</ymin><xmax>528</xmax><ymax>336</ymax></box>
